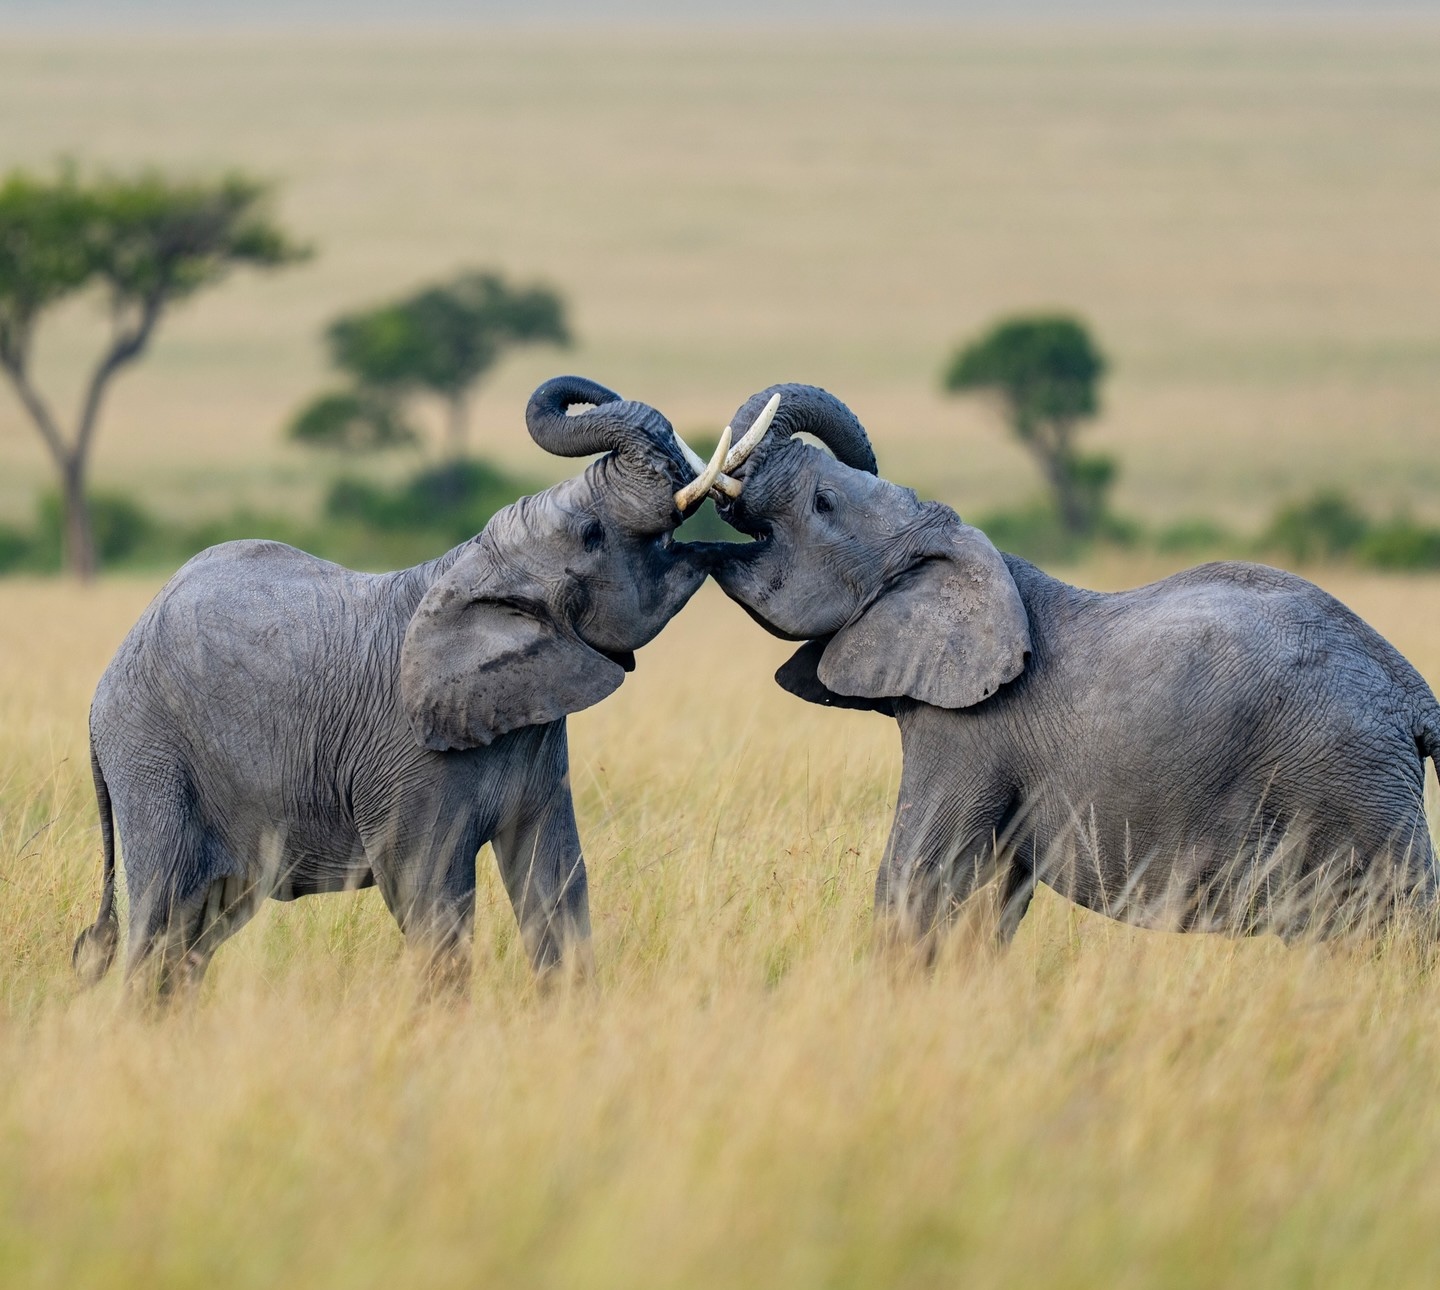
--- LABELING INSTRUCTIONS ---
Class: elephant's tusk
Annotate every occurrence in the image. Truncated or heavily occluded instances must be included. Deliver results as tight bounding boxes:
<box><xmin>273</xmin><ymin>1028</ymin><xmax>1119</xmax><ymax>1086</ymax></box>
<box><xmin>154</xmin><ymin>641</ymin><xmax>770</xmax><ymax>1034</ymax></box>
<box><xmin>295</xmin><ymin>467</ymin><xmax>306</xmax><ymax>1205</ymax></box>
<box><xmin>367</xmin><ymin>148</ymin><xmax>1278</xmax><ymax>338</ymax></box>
<box><xmin>674</xmin><ymin>436</ymin><xmax>710</xmax><ymax>477</ymax></box>
<box><xmin>722</xmin><ymin>391</ymin><xmax>781</xmax><ymax>473</ymax></box>
<box><xmin>675</xmin><ymin>431</ymin><xmax>743</xmax><ymax>502</ymax></box>
<box><xmin>674</xmin><ymin>425</ymin><xmax>731</xmax><ymax>513</ymax></box>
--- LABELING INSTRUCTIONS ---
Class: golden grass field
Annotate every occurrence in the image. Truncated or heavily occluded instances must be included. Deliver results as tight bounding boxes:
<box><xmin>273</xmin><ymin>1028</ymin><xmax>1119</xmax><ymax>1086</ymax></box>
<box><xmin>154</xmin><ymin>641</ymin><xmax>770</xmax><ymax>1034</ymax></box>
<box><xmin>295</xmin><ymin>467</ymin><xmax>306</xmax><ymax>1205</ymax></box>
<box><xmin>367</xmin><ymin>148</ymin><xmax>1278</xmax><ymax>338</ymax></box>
<box><xmin>1</xmin><ymin>565</ymin><xmax>1438</xmax><ymax>1288</ymax></box>
<box><xmin>4</xmin><ymin>20</ymin><xmax>1440</xmax><ymax>1288</ymax></box>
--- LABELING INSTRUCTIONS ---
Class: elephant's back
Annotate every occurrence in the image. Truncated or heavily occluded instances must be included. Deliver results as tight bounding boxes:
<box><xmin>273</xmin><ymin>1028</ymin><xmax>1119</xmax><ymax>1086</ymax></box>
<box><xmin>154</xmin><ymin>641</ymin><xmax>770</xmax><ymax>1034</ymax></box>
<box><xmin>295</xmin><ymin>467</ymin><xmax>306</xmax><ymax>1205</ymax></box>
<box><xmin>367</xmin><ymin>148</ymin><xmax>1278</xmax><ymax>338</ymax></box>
<box><xmin>92</xmin><ymin>540</ymin><xmax>404</xmax><ymax>747</ymax></box>
<box><xmin>1029</xmin><ymin>560</ymin><xmax>1426</xmax><ymax>724</ymax></box>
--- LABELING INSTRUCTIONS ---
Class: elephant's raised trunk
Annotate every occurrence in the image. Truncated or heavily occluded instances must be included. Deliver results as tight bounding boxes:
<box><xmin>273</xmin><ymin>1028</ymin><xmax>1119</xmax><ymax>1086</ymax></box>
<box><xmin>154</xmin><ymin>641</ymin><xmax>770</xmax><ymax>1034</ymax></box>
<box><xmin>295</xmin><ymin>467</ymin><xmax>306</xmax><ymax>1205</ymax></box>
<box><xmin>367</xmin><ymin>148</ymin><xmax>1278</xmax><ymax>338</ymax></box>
<box><xmin>525</xmin><ymin>375</ymin><xmax>675</xmax><ymax>459</ymax></box>
<box><xmin>724</xmin><ymin>383</ymin><xmax>878</xmax><ymax>480</ymax></box>
<box><xmin>526</xmin><ymin>375</ymin><xmax>736</xmax><ymax>514</ymax></box>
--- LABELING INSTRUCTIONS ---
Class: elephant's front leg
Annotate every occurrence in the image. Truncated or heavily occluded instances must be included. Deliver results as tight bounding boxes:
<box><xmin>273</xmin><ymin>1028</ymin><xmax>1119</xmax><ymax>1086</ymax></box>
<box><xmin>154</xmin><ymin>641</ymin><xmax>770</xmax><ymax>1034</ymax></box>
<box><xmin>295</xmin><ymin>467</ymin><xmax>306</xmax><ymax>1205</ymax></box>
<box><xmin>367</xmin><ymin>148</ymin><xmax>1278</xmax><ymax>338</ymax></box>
<box><xmin>491</xmin><ymin>762</ymin><xmax>592</xmax><ymax>983</ymax></box>
<box><xmin>362</xmin><ymin>795</ymin><xmax>483</xmax><ymax>997</ymax></box>
<box><xmin>875</xmin><ymin>751</ymin><xmax>1019</xmax><ymax>962</ymax></box>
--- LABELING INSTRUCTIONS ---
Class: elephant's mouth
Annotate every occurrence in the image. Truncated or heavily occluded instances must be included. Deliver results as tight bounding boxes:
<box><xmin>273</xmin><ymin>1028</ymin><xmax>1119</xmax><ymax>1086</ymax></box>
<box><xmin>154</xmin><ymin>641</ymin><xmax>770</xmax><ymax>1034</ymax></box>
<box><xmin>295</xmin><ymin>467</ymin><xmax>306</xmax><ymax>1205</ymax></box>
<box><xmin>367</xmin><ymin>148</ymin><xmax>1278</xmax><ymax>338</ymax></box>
<box><xmin>597</xmin><ymin>645</ymin><xmax>638</xmax><ymax>673</ymax></box>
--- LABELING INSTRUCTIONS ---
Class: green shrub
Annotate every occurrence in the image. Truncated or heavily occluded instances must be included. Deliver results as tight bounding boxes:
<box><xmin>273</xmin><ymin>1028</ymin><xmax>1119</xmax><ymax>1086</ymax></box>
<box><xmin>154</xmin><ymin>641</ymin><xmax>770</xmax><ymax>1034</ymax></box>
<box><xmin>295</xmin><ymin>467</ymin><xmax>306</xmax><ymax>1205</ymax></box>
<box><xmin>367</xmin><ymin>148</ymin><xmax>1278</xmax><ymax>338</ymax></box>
<box><xmin>975</xmin><ymin>495</ymin><xmax>1140</xmax><ymax>564</ymax></box>
<box><xmin>325</xmin><ymin>459</ymin><xmax>530</xmax><ymax>545</ymax></box>
<box><xmin>1155</xmin><ymin>518</ymin><xmax>1235</xmax><ymax>557</ymax></box>
<box><xmin>33</xmin><ymin>490</ymin><xmax>157</xmax><ymax>570</ymax></box>
<box><xmin>0</xmin><ymin>524</ymin><xmax>31</xmax><ymax>573</ymax></box>
<box><xmin>1262</xmin><ymin>491</ymin><xmax>1371</xmax><ymax>564</ymax></box>
<box><xmin>1357</xmin><ymin>516</ymin><xmax>1440</xmax><ymax>570</ymax></box>
<box><xmin>975</xmin><ymin>501</ymin><xmax>1086</xmax><ymax>563</ymax></box>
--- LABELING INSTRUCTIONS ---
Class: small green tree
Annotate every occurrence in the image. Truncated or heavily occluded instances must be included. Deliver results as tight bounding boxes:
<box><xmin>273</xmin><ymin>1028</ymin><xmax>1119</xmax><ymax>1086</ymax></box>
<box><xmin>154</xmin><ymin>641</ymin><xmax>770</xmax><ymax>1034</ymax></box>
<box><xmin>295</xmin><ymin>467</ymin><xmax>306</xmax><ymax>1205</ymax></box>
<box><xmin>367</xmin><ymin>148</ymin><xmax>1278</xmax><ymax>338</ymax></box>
<box><xmin>943</xmin><ymin>314</ymin><xmax>1110</xmax><ymax>538</ymax></box>
<box><xmin>285</xmin><ymin>389</ymin><xmax>417</xmax><ymax>454</ymax></box>
<box><xmin>308</xmin><ymin>270</ymin><xmax>570</xmax><ymax>459</ymax></box>
<box><xmin>0</xmin><ymin>168</ymin><xmax>308</xmax><ymax>578</ymax></box>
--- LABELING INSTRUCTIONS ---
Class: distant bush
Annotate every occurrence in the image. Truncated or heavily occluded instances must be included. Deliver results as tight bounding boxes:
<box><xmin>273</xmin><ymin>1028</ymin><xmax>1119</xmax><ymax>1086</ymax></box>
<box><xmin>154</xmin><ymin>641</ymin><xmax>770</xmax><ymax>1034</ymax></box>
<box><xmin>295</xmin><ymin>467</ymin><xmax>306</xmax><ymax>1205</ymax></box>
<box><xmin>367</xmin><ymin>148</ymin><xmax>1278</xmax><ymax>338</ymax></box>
<box><xmin>325</xmin><ymin>459</ymin><xmax>531</xmax><ymax>546</ymax></box>
<box><xmin>1262</xmin><ymin>491</ymin><xmax>1370</xmax><ymax>564</ymax></box>
<box><xmin>31</xmin><ymin>491</ymin><xmax>158</xmax><ymax>571</ymax></box>
<box><xmin>0</xmin><ymin>456</ymin><xmax>537</xmax><ymax>578</ymax></box>
<box><xmin>975</xmin><ymin>499</ymin><xmax>1140</xmax><ymax>564</ymax></box>
<box><xmin>1357</xmin><ymin>516</ymin><xmax>1440</xmax><ymax>570</ymax></box>
<box><xmin>1260</xmin><ymin>490</ymin><xmax>1440</xmax><ymax>571</ymax></box>
<box><xmin>1155</xmin><ymin>518</ymin><xmax>1237</xmax><ymax>557</ymax></box>
<box><xmin>0</xmin><ymin>523</ymin><xmax>30</xmax><ymax>573</ymax></box>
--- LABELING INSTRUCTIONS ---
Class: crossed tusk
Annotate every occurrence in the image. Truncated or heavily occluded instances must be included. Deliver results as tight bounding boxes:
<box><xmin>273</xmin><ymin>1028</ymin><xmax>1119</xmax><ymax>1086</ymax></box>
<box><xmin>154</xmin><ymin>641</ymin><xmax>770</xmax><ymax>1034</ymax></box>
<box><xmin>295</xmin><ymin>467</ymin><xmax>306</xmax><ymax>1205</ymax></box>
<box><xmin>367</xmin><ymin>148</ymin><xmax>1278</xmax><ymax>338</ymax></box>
<box><xmin>722</xmin><ymin>392</ymin><xmax>781</xmax><ymax>473</ymax></box>
<box><xmin>673</xmin><ymin>425</ymin><xmax>731</xmax><ymax>513</ymax></box>
<box><xmin>671</xmin><ymin>391</ymin><xmax>781</xmax><ymax>509</ymax></box>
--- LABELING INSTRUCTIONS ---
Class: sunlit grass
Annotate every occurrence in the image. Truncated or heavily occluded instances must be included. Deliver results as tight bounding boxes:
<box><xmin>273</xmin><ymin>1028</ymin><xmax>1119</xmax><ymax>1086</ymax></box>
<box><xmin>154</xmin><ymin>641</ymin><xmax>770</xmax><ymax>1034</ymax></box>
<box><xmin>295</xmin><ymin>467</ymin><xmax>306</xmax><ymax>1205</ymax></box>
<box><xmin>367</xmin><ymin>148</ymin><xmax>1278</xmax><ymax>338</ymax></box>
<box><xmin>1</xmin><ymin>568</ymin><xmax>1438</xmax><ymax>1286</ymax></box>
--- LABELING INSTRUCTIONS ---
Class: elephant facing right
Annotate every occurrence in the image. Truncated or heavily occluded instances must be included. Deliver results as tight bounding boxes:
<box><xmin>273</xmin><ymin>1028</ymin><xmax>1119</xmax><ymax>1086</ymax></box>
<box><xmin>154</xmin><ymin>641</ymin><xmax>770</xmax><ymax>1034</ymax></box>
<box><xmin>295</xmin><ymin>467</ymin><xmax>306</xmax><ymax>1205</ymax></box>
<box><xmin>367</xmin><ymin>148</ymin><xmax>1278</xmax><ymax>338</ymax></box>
<box><xmin>699</xmin><ymin>384</ymin><xmax>1440</xmax><ymax>949</ymax></box>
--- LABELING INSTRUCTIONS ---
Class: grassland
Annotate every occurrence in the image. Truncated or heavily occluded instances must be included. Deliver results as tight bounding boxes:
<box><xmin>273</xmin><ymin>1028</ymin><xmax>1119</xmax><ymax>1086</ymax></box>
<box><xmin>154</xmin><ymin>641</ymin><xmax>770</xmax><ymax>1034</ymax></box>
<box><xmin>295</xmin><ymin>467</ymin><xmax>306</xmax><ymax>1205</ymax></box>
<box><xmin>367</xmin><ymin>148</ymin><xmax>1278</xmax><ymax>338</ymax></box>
<box><xmin>2</xmin><ymin>566</ymin><xmax>1439</xmax><ymax>1288</ymax></box>
<box><xmin>4</xmin><ymin>21</ymin><xmax>1440</xmax><ymax>1288</ymax></box>
<box><xmin>1</xmin><ymin>26</ymin><xmax>1439</xmax><ymax>533</ymax></box>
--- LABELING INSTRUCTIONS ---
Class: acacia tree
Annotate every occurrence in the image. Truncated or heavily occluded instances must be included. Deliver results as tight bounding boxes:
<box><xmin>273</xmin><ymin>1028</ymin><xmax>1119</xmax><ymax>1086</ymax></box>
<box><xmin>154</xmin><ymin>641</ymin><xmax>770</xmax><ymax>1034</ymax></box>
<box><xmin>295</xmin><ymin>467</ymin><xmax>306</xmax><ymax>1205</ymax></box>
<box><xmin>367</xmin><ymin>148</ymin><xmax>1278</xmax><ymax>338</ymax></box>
<box><xmin>0</xmin><ymin>169</ymin><xmax>307</xmax><ymax>578</ymax></box>
<box><xmin>943</xmin><ymin>314</ymin><xmax>1110</xmax><ymax>537</ymax></box>
<box><xmin>296</xmin><ymin>270</ymin><xmax>569</xmax><ymax>459</ymax></box>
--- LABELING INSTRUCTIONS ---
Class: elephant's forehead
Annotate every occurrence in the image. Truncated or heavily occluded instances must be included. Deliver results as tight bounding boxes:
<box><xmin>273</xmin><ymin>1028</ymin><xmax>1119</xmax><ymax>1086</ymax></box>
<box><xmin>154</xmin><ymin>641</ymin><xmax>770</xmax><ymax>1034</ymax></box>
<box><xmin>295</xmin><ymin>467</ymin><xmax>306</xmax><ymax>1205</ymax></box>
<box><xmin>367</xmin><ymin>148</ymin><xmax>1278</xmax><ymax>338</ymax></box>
<box><xmin>746</xmin><ymin>444</ymin><xmax>904</xmax><ymax>517</ymax></box>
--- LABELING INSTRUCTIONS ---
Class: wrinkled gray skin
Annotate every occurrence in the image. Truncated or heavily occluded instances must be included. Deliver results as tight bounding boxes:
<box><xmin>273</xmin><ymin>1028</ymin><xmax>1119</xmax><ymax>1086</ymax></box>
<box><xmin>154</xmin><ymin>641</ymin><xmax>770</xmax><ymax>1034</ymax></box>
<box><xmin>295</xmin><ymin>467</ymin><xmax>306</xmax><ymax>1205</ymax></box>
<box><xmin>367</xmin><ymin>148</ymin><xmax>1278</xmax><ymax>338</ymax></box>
<box><xmin>702</xmin><ymin>384</ymin><xmax>1440</xmax><ymax>948</ymax></box>
<box><xmin>73</xmin><ymin>377</ymin><xmax>712</xmax><ymax>1000</ymax></box>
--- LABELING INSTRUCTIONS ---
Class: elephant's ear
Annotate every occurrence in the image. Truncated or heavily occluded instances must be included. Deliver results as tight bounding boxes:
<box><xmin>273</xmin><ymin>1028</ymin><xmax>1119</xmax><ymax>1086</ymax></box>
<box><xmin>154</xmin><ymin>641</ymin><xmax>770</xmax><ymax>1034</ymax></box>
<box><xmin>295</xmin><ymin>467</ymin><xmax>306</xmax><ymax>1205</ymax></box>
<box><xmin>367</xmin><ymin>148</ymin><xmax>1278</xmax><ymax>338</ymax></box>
<box><xmin>817</xmin><ymin>524</ymin><xmax>1031</xmax><ymax>710</ymax></box>
<box><xmin>775</xmin><ymin>639</ymin><xmax>895</xmax><ymax>715</ymax></box>
<box><xmin>400</xmin><ymin>559</ymin><xmax>625</xmax><ymax>751</ymax></box>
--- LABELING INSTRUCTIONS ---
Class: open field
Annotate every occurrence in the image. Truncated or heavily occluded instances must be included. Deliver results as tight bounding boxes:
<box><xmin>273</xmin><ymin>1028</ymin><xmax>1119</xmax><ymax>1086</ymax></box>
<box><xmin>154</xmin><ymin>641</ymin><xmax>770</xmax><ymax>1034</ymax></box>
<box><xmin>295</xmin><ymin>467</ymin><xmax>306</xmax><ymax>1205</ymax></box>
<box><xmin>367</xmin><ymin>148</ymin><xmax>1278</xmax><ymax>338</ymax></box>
<box><xmin>2</xmin><ymin>564</ymin><xmax>1439</xmax><ymax>1287</ymax></box>
<box><xmin>4</xmin><ymin>18</ymin><xmax>1440</xmax><ymax>1286</ymax></box>
<box><xmin>1</xmin><ymin>26</ymin><xmax>1439</xmax><ymax>534</ymax></box>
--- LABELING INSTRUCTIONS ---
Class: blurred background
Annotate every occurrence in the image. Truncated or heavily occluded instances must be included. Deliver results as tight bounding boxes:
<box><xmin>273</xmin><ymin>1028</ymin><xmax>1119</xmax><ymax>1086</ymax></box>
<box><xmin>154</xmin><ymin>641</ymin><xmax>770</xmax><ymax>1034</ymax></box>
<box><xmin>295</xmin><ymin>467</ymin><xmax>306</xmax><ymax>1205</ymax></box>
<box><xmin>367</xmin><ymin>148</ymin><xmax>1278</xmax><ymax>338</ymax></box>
<box><xmin>1</xmin><ymin>0</ymin><xmax>1438</xmax><ymax>576</ymax></box>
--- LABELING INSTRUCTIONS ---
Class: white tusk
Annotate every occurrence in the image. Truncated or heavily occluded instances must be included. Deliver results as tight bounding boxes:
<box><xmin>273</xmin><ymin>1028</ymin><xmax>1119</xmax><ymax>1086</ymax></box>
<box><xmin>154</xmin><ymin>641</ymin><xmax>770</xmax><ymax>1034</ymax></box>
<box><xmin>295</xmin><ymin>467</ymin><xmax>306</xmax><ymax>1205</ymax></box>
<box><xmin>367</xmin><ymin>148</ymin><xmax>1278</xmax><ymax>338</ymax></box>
<box><xmin>674</xmin><ymin>435</ymin><xmax>710</xmax><ymax>477</ymax></box>
<box><xmin>722</xmin><ymin>391</ymin><xmax>781</xmax><ymax>473</ymax></box>
<box><xmin>711</xmin><ymin>473</ymin><xmax>743</xmax><ymax>500</ymax></box>
<box><xmin>673</xmin><ymin>425</ymin><xmax>731</xmax><ymax>513</ymax></box>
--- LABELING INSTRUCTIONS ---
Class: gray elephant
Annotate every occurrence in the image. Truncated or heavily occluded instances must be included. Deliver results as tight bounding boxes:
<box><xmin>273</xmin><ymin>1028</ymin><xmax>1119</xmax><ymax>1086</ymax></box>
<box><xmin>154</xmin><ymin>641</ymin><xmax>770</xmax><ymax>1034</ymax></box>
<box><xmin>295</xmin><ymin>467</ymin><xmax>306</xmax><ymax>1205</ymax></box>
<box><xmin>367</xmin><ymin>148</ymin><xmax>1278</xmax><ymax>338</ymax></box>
<box><xmin>699</xmin><ymin>383</ymin><xmax>1440</xmax><ymax>948</ymax></box>
<box><xmin>72</xmin><ymin>376</ymin><xmax>741</xmax><ymax>1000</ymax></box>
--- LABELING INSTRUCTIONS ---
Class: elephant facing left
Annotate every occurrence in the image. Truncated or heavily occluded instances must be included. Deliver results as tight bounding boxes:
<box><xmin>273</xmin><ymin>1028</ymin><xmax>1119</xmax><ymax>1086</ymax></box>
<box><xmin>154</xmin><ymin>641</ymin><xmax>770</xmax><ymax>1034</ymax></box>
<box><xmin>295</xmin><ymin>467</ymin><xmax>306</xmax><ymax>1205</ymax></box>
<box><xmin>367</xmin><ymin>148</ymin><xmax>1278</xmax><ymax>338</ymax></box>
<box><xmin>71</xmin><ymin>375</ymin><xmax>739</xmax><ymax>1003</ymax></box>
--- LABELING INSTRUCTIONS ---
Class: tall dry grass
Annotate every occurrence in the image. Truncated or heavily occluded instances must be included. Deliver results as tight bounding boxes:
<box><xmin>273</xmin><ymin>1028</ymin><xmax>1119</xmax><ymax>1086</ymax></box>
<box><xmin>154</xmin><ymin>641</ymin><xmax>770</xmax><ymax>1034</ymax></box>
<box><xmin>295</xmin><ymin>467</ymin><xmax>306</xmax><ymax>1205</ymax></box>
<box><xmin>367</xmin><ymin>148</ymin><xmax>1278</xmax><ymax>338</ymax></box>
<box><xmin>2</xmin><ymin>566</ymin><xmax>1439</xmax><ymax>1287</ymax></box>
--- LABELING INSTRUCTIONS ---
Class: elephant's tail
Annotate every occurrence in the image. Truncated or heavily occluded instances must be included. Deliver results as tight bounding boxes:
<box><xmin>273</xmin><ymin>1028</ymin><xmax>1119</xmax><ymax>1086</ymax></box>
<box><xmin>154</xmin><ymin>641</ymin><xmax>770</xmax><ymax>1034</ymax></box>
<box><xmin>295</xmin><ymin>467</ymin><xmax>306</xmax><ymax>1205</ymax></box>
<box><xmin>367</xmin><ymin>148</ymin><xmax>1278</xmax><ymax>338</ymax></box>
<box><xmin>72</xmin><ymin>741</ymin><xmax>119</xmax><ymax>987</ymax></box>
<box><xmin>1421</xmin><ymin>702</ymin><xmax>1440</xmax><ymax>772</ymax></box>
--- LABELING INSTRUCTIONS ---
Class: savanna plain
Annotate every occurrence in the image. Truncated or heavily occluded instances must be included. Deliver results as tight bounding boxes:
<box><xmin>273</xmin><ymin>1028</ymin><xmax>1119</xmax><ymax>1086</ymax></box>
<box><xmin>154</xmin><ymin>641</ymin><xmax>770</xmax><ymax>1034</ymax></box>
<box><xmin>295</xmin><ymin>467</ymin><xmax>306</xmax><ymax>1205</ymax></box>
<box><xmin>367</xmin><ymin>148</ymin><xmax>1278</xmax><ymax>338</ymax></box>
<box><xmin>3</xmin><ymin>23</ymin><xmax>1440</xmax><ymax>1290</ymax></box>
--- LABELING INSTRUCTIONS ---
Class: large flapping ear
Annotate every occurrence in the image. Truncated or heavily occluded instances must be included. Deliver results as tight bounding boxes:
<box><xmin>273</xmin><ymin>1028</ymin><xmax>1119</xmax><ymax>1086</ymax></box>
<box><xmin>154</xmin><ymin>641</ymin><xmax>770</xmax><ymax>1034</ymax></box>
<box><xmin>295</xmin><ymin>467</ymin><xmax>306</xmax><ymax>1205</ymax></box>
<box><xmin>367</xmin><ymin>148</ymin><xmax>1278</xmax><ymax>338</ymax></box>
<box><xmin>813</xmin><ymin>523</ymin><xmax>1031</xmax><ymax>710</ymax></box>
<box><xmin>400</xmin><ymin>551</ymin><xmax>626</xmax><ymax>751</ymax></box>
<box><xmin>775</xmin><ymin>639</ymin><xmax>895</xmax><ymax>716</ymax></box>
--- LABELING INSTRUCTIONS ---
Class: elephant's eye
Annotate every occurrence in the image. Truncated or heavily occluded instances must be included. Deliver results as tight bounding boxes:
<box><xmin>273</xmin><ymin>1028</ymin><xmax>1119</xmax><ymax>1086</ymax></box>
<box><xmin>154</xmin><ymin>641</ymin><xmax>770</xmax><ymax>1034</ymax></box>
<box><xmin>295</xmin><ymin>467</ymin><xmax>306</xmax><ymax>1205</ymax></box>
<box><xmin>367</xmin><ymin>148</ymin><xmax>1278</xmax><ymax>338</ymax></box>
<box><xmin>813</xmin><ymin>490</ymin><xmax>836</xmax><ymax>515</ymax></box>
<box><xmin>581</xmin><ymin>519</ymin><xmax>606</xmax><ymax>551</ymax></box>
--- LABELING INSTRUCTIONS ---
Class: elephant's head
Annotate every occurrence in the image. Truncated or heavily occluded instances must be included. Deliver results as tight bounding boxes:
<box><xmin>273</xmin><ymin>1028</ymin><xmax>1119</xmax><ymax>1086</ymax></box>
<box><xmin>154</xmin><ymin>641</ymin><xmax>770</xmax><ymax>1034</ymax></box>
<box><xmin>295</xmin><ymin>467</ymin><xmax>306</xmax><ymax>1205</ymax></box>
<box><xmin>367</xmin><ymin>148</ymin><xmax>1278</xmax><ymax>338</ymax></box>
<box><xmin>701</xmin><ymin>383</ymin><xmax>1032</xmax><ymax>713</ymax></box>
<box><xmin>401</xmin><ymin>375</ymin><xmax>731</xmax><ymax>749</ymax></box>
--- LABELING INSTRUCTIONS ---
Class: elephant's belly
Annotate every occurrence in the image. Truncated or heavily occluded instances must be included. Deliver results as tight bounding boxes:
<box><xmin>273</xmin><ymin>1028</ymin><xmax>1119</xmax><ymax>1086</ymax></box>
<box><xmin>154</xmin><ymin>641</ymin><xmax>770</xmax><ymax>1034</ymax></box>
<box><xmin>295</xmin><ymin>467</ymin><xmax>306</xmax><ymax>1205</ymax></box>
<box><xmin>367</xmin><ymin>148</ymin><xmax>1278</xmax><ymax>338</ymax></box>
<box><xmin>270</xmin><ymin>846</ymin><xmax>374</xmax><ymax>901</ymax></box>
<box><xmin>1023</xmin><ymin>793</ymin><xmax>1431</xmax><ymax>935</ymax></box>
<box><xmin>207</xmin><ymin>792</ymin><xmax>370</xmax><ymax>901</ymax></box>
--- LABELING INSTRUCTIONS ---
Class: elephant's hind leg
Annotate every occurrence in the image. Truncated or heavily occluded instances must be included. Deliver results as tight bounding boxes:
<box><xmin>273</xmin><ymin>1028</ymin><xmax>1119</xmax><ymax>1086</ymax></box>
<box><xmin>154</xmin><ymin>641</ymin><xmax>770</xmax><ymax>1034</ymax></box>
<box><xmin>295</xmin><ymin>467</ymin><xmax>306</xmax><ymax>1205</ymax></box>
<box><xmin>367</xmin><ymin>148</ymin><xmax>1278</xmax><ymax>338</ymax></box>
<box><xmin>123</xmin><ymin>828</ymin><xmax>259</xmax><ymax>1008</ymax></box>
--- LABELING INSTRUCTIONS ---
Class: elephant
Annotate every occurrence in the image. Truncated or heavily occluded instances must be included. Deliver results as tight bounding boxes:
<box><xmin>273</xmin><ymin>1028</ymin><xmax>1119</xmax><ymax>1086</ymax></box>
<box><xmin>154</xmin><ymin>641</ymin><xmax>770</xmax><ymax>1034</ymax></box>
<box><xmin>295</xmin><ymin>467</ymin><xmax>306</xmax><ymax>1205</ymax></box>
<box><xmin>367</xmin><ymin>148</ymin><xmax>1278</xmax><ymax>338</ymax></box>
<box><xmin>71</xmin><ymin>375</ymin><xmax>745</xmax><ymax>1001</ymax></box>
<box><xmin>698</xmin><ymin>383</ymin><xmax>1440</xmax><ymax>950</ymax></box>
